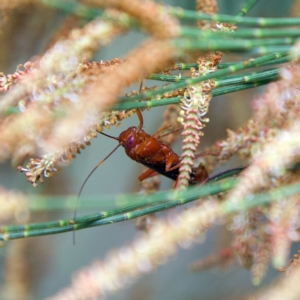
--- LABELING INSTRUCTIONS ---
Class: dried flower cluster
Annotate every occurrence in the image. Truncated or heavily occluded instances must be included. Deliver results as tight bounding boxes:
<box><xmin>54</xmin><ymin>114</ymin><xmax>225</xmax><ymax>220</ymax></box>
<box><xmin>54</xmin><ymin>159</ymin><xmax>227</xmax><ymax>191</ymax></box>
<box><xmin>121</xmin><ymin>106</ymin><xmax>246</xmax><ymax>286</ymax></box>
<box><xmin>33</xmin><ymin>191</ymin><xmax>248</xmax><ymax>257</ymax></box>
<box><xmin>252</xmin><ymin>264</ymin><xmax>300</xmax><ymax>300</ymax></box>
<box><xmin>196</xmin><ymin>0</ymin><xmax>218</xmax><ymax>28</ymax></box>
<box><xmin>47</xmin><ymin>198</ymin><xmax>220</xmax><ymax>300</ymax></box>
<box><xmin>0</xmin><ymin>1</ymin><xmax>180</xmax><ymax>186</ymax></box>
<box><xmin>177</xmin><ymin>52</ymin><xmax>222</xmax><ymax>189</ymax></box>
<box><xmin>212</xmin><ymin>62</ymin><xmax>300</xmax><ymax>283</ymax></box>
<box><xmin>0</xmin><ymin>62</ymin><xmax>33</xmax><ymax>93</ymax></box>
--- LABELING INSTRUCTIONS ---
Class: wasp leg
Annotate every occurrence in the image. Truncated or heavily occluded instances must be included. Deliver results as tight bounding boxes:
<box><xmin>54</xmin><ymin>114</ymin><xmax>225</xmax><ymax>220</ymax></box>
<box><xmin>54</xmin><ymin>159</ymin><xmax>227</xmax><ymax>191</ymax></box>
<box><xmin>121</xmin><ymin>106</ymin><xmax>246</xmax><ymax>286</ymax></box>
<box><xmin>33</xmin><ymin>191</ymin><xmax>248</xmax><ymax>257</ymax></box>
<box><xmin>139</xmin><ymin>168</ymin><xmax>159</xmax><ymax>181</ymax></box>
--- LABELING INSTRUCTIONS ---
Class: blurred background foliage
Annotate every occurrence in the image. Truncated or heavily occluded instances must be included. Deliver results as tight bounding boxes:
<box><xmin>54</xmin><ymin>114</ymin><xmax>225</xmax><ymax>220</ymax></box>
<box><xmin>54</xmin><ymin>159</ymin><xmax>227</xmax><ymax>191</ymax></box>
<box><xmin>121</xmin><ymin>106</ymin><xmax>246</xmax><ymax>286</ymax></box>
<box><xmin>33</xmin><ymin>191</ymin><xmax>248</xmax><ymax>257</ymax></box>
<box><xmin>0</xmin><ymin>1</ymin><xmax>299</xmax><ymax>299</ymax></box>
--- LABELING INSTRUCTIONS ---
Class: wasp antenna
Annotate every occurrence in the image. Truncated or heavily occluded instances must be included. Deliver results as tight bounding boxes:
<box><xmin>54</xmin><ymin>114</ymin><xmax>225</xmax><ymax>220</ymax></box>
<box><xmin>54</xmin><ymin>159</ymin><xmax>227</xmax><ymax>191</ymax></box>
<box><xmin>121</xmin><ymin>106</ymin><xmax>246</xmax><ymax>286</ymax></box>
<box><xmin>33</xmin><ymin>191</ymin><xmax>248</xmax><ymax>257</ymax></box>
<box><xmin>99</xmin><ymin>132</ymin><xmax>119</xmax><ymax>141</ymax></box>
<box><xmin>72</xmin><ymin>143</ymin><xmax>121</xmax><ymax>244</ymax></box>
<box><xmin>139</xmin><ymin>80</ymin><xmax>143</xmax><ymax>92</ymax></box>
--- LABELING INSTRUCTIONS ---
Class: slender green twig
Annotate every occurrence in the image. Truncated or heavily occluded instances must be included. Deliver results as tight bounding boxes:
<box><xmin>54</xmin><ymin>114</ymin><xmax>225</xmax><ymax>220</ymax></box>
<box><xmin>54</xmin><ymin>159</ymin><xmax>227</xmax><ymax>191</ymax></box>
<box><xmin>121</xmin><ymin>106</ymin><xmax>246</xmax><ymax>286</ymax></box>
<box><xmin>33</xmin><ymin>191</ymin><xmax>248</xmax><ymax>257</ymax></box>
<box><xmin>168</xmin><ymin>7</ymin><xmax>300</xmax><ymax>26</ymax></box>
<box><xmin>0</xmin><ymin>170</ymin><xmax>243</xmax><ymax>239</ymax></box>
<box><xmin>41</xmin><ymin>0</ymin><xmax>102</xmax><ymax>19</ymax></box>
<box><xmin>41</xmin><ymin>1</ymin><xmax>300</xmax><ymax>28</ymax></box>
<box><xmin>149</xmin><ymin>68</ymin><xmax>279</xmax><ymax>84</ymax></box>
<box><xmin>6</xmin><ymin>75</ymin><xmax>278</xmax><ymax>114</ymax></box>
<box><xmin>0</xmin><ymin>179</ymin><xmax>236</xmax><ymax>240</ymax></box>
<box><xmin>120</xmin><ymin>52</ymin><xmax>287</xmax><ymax>103</ymax></box>
<box><xmin>215</xmin><ymin>68</ymin><xmax>279</xmax><ymax>87</ymax></box>
<box><xmin>237</xmin><ymin>0</ymin><xmax>259</xmax><ymax>17</ymax></box>
<box><xmin>180</xmin><ymin>27</ymin><xmax>300</xmax><ymax>39</ymax></box>
<box><xmin>175</xmin><ymin>37</ymin><xmax>295</xmax><ymax>52</ymax></box>
<box><xmin>175</xmin><ymin>56</ymin><xmax>288</xmax><ymax>70</ymax></box>
<box><xmin>113</xmin><ymin>78</ymin><xmax>278</xmax><ymax>110</ymax></box>
<box><xmin>3</xmin><ymin>176</ymin><xmax>300</xmax><ymax>240</ymax></box>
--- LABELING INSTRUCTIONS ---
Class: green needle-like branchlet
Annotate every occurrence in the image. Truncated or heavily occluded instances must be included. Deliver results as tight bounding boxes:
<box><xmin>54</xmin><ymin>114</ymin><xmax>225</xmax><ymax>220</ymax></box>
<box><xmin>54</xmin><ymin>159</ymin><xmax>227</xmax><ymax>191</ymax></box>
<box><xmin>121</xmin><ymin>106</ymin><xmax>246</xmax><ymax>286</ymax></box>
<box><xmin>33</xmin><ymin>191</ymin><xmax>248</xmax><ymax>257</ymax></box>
<box><xmin>120</xmin><ymin>52</ymin><xmax>287</xmax><ymax>103</ymax></box>
<box><xmin>3</xmin><ymin>173</ymin><xmax>300</xmax><ymax>241</ymax></box>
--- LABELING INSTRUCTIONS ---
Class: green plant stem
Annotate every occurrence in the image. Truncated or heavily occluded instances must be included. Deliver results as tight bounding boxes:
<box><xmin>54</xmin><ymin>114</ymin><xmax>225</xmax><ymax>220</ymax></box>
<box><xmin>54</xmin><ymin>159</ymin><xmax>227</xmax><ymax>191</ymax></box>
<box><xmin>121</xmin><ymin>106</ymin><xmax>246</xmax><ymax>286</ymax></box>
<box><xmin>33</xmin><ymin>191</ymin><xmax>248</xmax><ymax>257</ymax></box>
<box><xmin>120</xmin><ymin>52</ymin><xmax>286</xmax><ymax>103</ymax></box>
<box><xmin>113</xmin><ymin>78</ymin><xmax>277</xmax><ymax>110</ymax></box>
<box><xmin>3</xmin><ymin>177</ymin><xmax>300</xmax><ymax>240</ymax></box>
<box><xmin>149</xmin><ymin>68</ymin><xmax>279</xmax><ymax>84</ymax></box>
<box><xmin>181</xmin><ymin>26</ymin><xmax>300</xmax><ymax>39</ymax></box>
<box><xmin>237</xmin><ymin>0</ymin><xmax>259</xmax><ymax>17</ymax></box>
<box><xmin>175</xmin><ymin>37</ymin><xmax>295</xmax><ymax>52</ymax></box>
<box><xmin>41</xmin><ymin>0</ymin><xmax>100</xmax><ymax>18</ymax></box>
<box><xmin>0</xmin><ymin>197</ymin><xmax>167</xmax><ymax>235</ymax></box>
<box><xmin>215</xmin><ymin>68</ymin><xmax>279</xmax><ymax>87</ymax></box>
<box><xmin>3</xmin><ymin>72</ymin><xmax>278</xmax><ymax>116</ymax></box>
<box><xmin>175</xmin><ymin>56</ymin><xmax>288</xmax><ymax>70</ymax></box>
<box><xmin>217</xmin><ymin>56</ymin><xmax>288</xmax><ymax>69</ymax></box>
<box><xmin>0</xmin><ymin>169</ymin><xmax>243</xmax><ymax>239</ymax></box>
<box><xmin>0</xmin><ymin>179</ymin><xmax>236</xmax><ymax>240</ymax></box>
<box><xmin>168</xmin><ymin>7</ymin><xmax>300</xmax><ymax>26</ymax></box>
<box><xmin>41</xmin><ymin>1</ymin><xmax>300</xmax><ymax>28</ymax></box>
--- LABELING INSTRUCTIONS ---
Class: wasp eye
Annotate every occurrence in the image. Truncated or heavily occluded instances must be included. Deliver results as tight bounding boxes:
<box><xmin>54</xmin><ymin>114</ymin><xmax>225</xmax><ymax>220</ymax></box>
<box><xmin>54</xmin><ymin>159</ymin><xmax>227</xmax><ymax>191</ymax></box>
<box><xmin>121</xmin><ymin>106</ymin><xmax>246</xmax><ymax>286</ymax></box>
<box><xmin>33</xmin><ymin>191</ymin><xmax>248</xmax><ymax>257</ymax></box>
<box><xmin>125</xmin><ymin>135</ymin><xmax>136</xmax><ymax>149</ymax></box>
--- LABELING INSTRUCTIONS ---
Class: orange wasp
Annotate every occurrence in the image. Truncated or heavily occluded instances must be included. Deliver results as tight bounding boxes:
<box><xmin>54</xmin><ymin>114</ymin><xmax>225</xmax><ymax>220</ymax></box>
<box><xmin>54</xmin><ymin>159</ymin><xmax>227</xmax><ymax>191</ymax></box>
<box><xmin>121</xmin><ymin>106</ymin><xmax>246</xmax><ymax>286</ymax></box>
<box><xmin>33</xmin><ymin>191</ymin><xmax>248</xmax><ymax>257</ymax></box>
<box><xmin>84</xmin><ymin>109</ymin><xmax>209</xmax><ymax>192</ymax></box>
<box><xmin>112</xmin><ymin>109</ymin><xmax>208</xmax><ymax>184</ymax></box>
<box><xmin>74</xmin><ymin>109</ymin><xmax>244</xmax><ymax>227</ymax></box>
<box><xmin>72</xmin><ymin>109</ymin><xmax>211</xmax><ymax>241</ymax></box>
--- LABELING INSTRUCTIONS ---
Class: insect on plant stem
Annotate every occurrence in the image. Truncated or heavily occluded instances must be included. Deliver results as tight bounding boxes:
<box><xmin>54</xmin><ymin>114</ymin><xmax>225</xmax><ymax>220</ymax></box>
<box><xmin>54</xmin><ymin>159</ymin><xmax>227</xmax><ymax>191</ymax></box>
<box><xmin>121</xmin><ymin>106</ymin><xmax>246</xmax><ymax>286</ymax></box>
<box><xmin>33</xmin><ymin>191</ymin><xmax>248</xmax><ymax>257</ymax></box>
<box><xmin>72</xmin><ymin>107</ymin><xmax>211</xmax><ymax>239</ymax></box>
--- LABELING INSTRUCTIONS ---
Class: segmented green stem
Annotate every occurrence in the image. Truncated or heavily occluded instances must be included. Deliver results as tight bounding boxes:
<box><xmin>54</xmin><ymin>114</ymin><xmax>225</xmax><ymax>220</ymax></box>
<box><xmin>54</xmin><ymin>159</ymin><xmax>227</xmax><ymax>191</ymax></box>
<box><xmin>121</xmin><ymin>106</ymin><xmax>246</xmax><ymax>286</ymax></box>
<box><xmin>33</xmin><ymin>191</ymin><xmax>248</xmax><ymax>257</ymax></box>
<box><xmin>168</xmin><ymin>7</ymin><xmax>300</xmax><ymax>26</ymax></box>
<box><xmin>237</xmin><ymin>0</ymin><xmax>259</xmax><ymax>17</ymax></box>
<box><xmin>3</xmin><ymin>174</ymin><xmax>300</xmax><ymax>241</ymax></box>
<box><xmin>114</xmin><ymin>78</ymin><xmax>279</xmax><ymax>111</ymax></box>
<box><xmin>120</xmin><ymin>52</ymin><xmax>287</xmax><ymax>103</ymax></box>
<box><xmin>0</xmin><ymin>178</ymin><xmax>236</xmax><ymax>240</ymax></box>
<box><xmin>149</xmin><ymin>68</ymin><xmax>280</xmax><ymax>84</ymax></box>
<box><xmin>180</xmin><ymin>27</ymin><xmax>300</xmax><ymax>39</ymax></box>
<box><xmin>41</xmin><ymin>0</ymin><xmax>101</xmax><ymax>19</ymax></box>
<box><xmin>175</xmin><ymin>37</ymin><xmax>296</xmax><ymax>52</ymax></box>
<box><xmin>41</xmin><ymin>1</ymin><xmax>300</xmax><ymax>28</ymax></box>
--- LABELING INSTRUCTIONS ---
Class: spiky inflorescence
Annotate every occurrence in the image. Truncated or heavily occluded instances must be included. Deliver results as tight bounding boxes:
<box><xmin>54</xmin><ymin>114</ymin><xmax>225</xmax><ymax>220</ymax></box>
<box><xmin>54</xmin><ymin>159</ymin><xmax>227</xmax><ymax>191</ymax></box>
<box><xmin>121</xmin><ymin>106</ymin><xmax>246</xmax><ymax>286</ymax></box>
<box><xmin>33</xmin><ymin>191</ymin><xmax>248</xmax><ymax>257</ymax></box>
<box><xmin>215</xmin><ymin>65</ymin><xmax>300</xmax><ymax>194</ymax></box>
<box><xmin>217</xmin><ymin>65</ymin><xmax>300</xmax><ymax>162</ymax></box>
<box><xmin>0</xmin><ymin>58</ymin><xmax>134</xmax><ymax>187</ymax></box>
<box><xmin>178</xmin><ymin>103</ymin><xmax>203</xmax><ymax>189</ymax></box>
<box><xmin>0</xmin><ymin>14</ymin><xmax>128</xmax><ymax>164</ymax></box>
<box><xmin>82</xmin><ymin>0</ymin><xmax>180</xmax><ymax>39</ymax></box>
<box><xmin>46</xmin><ymin>198</ymin><xmax>220</xmax><ymax>300</ymax></box>
<box><xmin>214</xmin><ymin>62</ymin><xmax>300</xmax><ymax>282</ymax></box>
<box><xmin>17</xmin><ymin>108</ymin><xmax>134</xmax><ymax>187</ymax></box>
<box><xmin>0</xmin><ymin>62</ymin><xmax>33</xmax><ymax>93</ymax></box>
<box><xmin>252</xmin><ymin>264</ymin><xmax>300</xmax><ymax>300</ymax></box>
<box><xmin>0</xmin><ymin>15</ymin><xmax>127</xmax><ymax>113</ymax></box>
<box><xmin>177</xmin><ymin>52</ymin><xmax>221</xmax><ymax>189</ymax></box>
<box><xmin>268</xmin><ymin>195</ymin><xmax>300</xmax><ymax>269</ymax></box>
<box><xmin>196</xmin><ymin>0</ymin><xmax>218</xmax><ymax>28</ymax></box>
<box><xmin>1</xmin><ymin>1</ymin><xmax>181</xmax><ymax>189</ymax></box>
